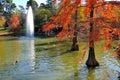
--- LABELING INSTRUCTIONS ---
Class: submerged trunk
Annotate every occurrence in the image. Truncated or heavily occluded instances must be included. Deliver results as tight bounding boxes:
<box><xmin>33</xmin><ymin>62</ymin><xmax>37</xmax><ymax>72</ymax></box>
<box><xmin>86</xmin><ymin>40</ymin><xmax>99</xmax><ymax>68</ymax></box>
<box><xmin>86</xmin><ymin>7</ymin><xmax>99</xmax><ymax>68</ymax></box>
<box><xmin>71</xmin><ymin>9</ymin><xmax>79</xmax><ymax>51</ymax></box>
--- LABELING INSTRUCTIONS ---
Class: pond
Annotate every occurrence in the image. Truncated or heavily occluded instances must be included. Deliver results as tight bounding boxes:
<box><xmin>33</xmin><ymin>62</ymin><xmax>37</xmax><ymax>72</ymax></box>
<box><xmin>0</xmin><ymin>36</ymin><xmax>120</xmax><ymax>80</ymax></box>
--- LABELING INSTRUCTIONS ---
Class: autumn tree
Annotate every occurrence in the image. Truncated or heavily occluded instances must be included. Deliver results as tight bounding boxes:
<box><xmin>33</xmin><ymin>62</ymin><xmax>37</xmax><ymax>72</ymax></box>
<box><xmin>43</xmin><ymin>0</ymin><xmax>80</xmax><ymax>50</ymax></box>
<box><xmin>85</xmin><ymin>0</ymin><xmax>99</xmax><ymax>67</ymax></box>
<box><xmin>0</xmin><ymin>0</ymin><xmax>16</xmax><ymax>29</ymax></box>
<box><xmin>110</xmin><ymin>8</ymin><xmax>120</xmax><ymax>40</ymax></box>
<box><xmin>43</xmin><ymin>0</ymin><xmax>120</xmax><ymax>68</ymax></box>
<box><xmin>9</xmin><ymin>14</ymin><xmax>20</xmax><ymax>35</ymax></box>
<box><xmin>81</xmin><ymin>1</ymin><xmax>120</xmax><ymax>67</ymax></box>
<box><xmin>0</xmin><ymin>16</ymin><xmax>6</xmax><ymax>27</ymax></box>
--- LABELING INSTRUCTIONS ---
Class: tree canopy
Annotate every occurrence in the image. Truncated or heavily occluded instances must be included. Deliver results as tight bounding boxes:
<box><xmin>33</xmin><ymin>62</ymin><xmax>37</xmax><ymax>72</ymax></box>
<box><xmin>35</xmin><ymin>9</ymin><xmax>52</xmax><ymax>28</ymax></box>
<box><xmin>9</xmin><ymin>14</ymin><xmax>20</xmax><ymax>29</ymax></box>
<box><xmin>27</xmin><ymin>0</ymin><xmax>38</xmax><ymax>12</ymax></box>
<box><xmin>0</xmin><ymin>0</ymin><xmax>16</xmax><ymax>19</ymax></box>
<box><xmin>43</xmin><ymin>0</ymin><xmax>120</xmax><ymax>41</ymax></box>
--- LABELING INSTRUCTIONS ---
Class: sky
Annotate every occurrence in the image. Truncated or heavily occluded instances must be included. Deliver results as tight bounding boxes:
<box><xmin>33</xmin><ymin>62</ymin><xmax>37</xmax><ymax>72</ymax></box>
<box><xmin>12</xmin><ymin>0</ymin><xmax>118</xmax><ymax>8</ymax></box>
<box><xmin>13</xmin><ymin>0</ymin><xmax>46</xmax><ymax>8</ymax></box>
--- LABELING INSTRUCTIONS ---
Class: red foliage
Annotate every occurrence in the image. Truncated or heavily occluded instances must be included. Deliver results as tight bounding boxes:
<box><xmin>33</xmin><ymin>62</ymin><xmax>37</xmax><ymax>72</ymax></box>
<box><xmin>43</xmin><ymin>0</ymin><xmax>120</xmax><ymax>51</ymax></box>
<box><xmin>84</xmin><ymin>7</ymin><xmax>91</xmax><ymax>16</ymax></box>
<box><xmin>43</xmin><ymin>0</ymin><xmax>81</xmax><ymax>40</ymax></box>
<box><xmin>102</xmin><ymin>4</ymin><xmax>118</xmax><ymax>20</ymax></box>
<box><xmin>9</xmin><ymin>14</ymin><xmax>20</xmax><ymax>29</ymax></box>
<box><xmin>112</xmin><ymin>44</ymin><xmax>120</xmax><ymax>58</ymax></box>
<box><xmin>104</xmin><ymin>40</ymin><xmax>112</xmax><ymax>50</ymax></box>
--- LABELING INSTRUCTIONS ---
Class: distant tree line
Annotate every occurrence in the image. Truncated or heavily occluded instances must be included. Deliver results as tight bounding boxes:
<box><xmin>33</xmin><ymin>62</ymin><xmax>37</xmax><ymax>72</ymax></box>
<box><xmin>0</xmin><ymin>0</ymin><xmax>57</xmax><ymax>35</ymax></box>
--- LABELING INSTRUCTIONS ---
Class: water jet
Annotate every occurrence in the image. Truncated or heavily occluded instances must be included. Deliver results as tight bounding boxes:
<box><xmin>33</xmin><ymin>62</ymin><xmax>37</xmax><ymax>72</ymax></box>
<box><xmin>26</xmin><ymin>6</ymin><xmax>34</xmax><ymax>37</ymax></box>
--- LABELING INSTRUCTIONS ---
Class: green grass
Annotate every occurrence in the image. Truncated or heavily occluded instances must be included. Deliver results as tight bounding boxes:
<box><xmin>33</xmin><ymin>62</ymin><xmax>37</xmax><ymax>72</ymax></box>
<box><xmin>0</xmin><ymin>27</ymin><xmax>10</xmax><ymax>32</ymax></box>
<box><xmin>35</xmin><ymin>37</ymin><xmax>118</xmax><ymax>62</ymax></box>
<box><xmin>0</xmin><ymin>27</ymin><xmax>6</xmax><ymax>31</ymax></box>
<box><xmin>35</xmin><ymin>37</ymin><xmax>88</xmax><ymax>65</ymax></box>
<box><xmin>35</xmin><ymin>37</ymin><xmax>73</xmax><ymax>56</ymax></box>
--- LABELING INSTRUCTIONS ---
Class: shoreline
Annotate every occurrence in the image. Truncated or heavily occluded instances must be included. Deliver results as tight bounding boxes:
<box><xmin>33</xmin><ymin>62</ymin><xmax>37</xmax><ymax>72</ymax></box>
<box><xmin>0</xmin><ymin>31</ymin><xmax>13</xmax><ymax>36</ymax></box>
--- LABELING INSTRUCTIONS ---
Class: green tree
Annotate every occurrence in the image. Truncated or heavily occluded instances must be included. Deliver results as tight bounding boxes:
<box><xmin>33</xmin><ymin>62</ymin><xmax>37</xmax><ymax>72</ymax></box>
<box><xmin>35</xmin><ymin>9</ymin><xmax>52</xmax><ymax>31</ymax></box>
<box><xmin>1</xmin><ymin>0</ymin><xmax>16</xmax><ymax>22</ymax></box>
<box><xmin>46</xmin><ymin>0</ymin><xmax>53</xmax><ymax>8</ymax></box>
<box><xmin>2</xmin><ymin>0</ymin><xmax>16</xmax><ymax>13</ymax></box>
<box><xmin>17</xmin><ymin>5</ymin><xmax>26</xmax><ymax>26</ymax></box>
<box><xmin>0</xmin><ymin>3</ymin><xmax>4</xmax><ymax>13</ymax></box>
<box><xmin>26</xmin><ymin>0</ymin><xmax>38</xmax><ymax>13</ymax></box>
<box><xmin>39</xmin><ymin>3</ymin><xmax>46</xmax><ymax>9</ymax></box>
<box><xmin>46</xmin><ymin>0</ymin><xmax>56</xmax><ymax>15</ymax></box>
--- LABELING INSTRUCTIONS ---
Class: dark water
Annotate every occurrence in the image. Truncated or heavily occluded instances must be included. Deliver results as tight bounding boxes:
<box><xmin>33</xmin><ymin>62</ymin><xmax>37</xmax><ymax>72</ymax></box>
<box><xmin>0</xmin><ymin>36</ymin><xmax>120</xmax><ymax>80</ymax></box>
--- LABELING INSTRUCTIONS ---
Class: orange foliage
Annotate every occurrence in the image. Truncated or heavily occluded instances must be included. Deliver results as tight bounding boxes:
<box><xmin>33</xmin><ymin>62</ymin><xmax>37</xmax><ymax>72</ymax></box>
<box><xmin>102</xmin><ymin>4</ymin><xmax>118</xmax><ymax>20</ymax></box>
<box><xmin>102</xmin><ymin>27</ymin><xmax>112</xmax><ymax>39</ymax></box>
<box><xmin>102</xmin><ymin>26</ymin><xmax>120</xmax><ymax>40</ymax></box>
<box><xmin>102</xmin><ymin>26</ymin><xmax>120</xmax><ymax>50</ymax></box>
<box><xmin>43</xmin><ymin>0</ymin><xmax>120</xmax><ymax>52</ymax></box>
<box><xmin>112</xmin><ymin>44</ymin><xmax>120</xmax><ymax>58</ymax></box>
<box><xmin>104</xmin><ymin>40</ymin><xmax>112</xmax><ymax>50</ymax></box>
<box><xmin>84</xmin><ymin>7</ymin><xmax>91</xmax><ymax>16</ymax></box>
<box><xmin>9</xmin><ymin>14</ymin><xmax>20</xmax><ymax>29</ymax></box>
<box><xmin>43</xmin><ymin>0</ymin><xmax>81</xmax><ymax>40</ymax></box>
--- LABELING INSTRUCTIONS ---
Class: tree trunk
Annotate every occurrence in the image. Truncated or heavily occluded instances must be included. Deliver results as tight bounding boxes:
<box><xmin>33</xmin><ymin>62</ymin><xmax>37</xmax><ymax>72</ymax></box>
<box><xmin>86</xmin><ymin>41</ymin><xmax>99</xmax><ymax>68</ymax></box>
<box><xmin>71</xmin><ymin>9</ymin><xmax>79</xmax><ymax>51</ymax></box>
<box><xmin>71</xmin><ymin>32</ymin><xmax>79</xmax><ymax>51</ymax></box>
<box><xmin>86</xmin><ymin>6</ymin><xmax>99</xmax><ymax>68</ymax></box>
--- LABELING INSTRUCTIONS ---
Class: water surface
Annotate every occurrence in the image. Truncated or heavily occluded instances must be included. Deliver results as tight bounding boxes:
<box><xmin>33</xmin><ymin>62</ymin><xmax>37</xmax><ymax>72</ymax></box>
<box><xmin>0</xmin><ymin>36</ymin><xmax>120</xmax><ymax>80</ymax></box>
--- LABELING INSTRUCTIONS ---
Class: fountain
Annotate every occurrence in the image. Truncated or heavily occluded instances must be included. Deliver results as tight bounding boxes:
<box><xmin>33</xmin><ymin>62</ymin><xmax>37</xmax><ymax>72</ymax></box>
<box><xmin>26</xmin><ymin>6</ymin><xmax>34</xmax><ymax>37</ymax></box>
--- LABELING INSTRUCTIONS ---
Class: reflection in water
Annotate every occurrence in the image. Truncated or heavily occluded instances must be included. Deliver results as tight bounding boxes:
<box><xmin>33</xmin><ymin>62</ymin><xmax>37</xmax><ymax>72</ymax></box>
<box><xmin>103</xmin><ymin>53</ymin><xmax>120</xmax><ymax>80</ymax></box>
<box><xmin>0</xmin><ymin>36</ymin><xmax>20</xmax><ymax>72</ymax></box>
<box><xmin>0</xmin><ymin>37</ymin><xmax>35</xmax><ymax>80</ymax></box>
<box><xmin>17</xmin><ymin>39</ymin><xmax>35</xmax><ymax>73</ymax></box>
